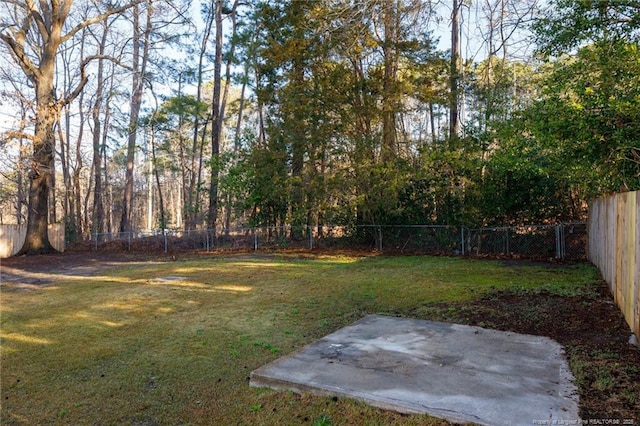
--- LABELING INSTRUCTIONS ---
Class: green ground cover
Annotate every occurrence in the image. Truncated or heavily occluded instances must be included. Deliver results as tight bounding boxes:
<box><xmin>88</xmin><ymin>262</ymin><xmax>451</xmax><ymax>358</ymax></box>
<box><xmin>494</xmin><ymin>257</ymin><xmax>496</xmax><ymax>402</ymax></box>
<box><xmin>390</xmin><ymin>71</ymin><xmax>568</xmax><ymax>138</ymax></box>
<box><xmin>1</xmin><ymin>254</ymin><xmax>601</xmax><ymax>425</ymax></box>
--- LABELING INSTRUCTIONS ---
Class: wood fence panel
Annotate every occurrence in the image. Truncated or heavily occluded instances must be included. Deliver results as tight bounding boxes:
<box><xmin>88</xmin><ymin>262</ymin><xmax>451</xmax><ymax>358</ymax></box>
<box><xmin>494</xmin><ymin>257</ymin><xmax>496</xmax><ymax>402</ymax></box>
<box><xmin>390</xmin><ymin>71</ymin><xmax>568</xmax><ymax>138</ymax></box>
<box><xmin>588</xmin><ymin>191</ymin><xmax>639</xmax><ymax>341</ymax></box>
<box><xmin>636</xmin><ymin>193</ymin><xmax>640</xmax><ymax>338</ymax></box>
<box><xmin>0</xmin><ymin>225</ymin><xmax>24</xmax><ymax>258</ymax></box>
<box><xmin>0</xmin><ymin>223</ymin><xmax>65</xmax><ymax>258</ymax></box>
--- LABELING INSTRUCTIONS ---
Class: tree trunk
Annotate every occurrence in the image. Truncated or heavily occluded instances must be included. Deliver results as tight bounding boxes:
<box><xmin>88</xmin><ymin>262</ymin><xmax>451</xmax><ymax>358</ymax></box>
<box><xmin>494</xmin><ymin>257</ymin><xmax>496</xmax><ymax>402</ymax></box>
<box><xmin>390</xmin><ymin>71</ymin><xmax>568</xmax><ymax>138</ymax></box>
<box><xmin>102</xmin><ymin>75</ymin><xmax>116</xmax><ymax>235</ymax></box>
<box><xmin>288</xmin><ymin>0</ymin><xmax>309</xmax><ymax>237</ymax></box>
<box><xmin>429</xmin><ymin>102</ymin><xmax>437</xmax><ymax>144</ymax></box>
<box><xmin>120</xmin><ymin>0</ymin><xmax>152</xmax><ymax>233</ymax></box>
<box><xmin>92</xmin><ymin>24</ymin><xmax>109</xmax><ymax>237</ymax></box>
<box><xmin>20</xmin><ymin>80</ymin><xmax>57</xmax><ymax>254</ymax></box>
<box><xmin>381</xmin><ymin>0</ymin><xmax>399</xmax><ymax>163</ymax></box>
<box><xmin>73</xmin><ymin>101</ymin><xmax>84</xmax><ymax>240</ymax></box>
<box><xmin>186</xmin><ymin>4</ymin><xmax>215</xmax><ymax>231</ymax></box>
<box><xmin>207</xmin><ymin>0</ymin><xmax>224</xmax><ymax>232</ymax></box>
<box><xmin>449</xmin><ymin>0</ymin><xmax>460</xmax><ymax>144</ymax></box>
<box><xmin>151</xmin><ymin>128</ymin><xmax>166</xmax><ymax>230</ymax></box>
<box><xmin>71</xmin><ymin>55</ymin><xmax>86</xmax><ymax>241</ymax></box>
<box><xmin>16</xmin><ymin>109</ymin><xmax>27</xmax><ymax>225</ymax></box>
<box><xmin>58</xmin><ymin>109</ymin><xmax>72</xmax><ymax>236</ymax></box>
<box><xmin>16</xmin><ymin>12</ymin><xmax>63</xmax><ymax>255</ymax></box>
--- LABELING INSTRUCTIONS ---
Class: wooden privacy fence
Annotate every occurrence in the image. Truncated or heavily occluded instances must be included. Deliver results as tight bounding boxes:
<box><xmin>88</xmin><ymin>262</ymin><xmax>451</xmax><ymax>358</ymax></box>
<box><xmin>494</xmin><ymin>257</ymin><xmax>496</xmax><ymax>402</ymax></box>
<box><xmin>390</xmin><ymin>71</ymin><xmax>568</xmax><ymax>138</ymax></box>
<box><xmin>0</xmin><ymin>223</ymin><xmax>65</xmax><ymax>258</ymax></box>
<box><xmin>588</xmin><ymin>191</ymin><xmax>639</xmax><ymax>340</ymax></box>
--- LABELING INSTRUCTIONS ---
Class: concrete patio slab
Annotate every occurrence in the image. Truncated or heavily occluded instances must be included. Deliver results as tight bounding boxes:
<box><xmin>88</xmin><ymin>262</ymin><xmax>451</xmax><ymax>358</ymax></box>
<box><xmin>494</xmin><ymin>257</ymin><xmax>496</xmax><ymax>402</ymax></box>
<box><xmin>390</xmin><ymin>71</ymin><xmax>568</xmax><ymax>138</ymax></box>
<box><xmin>250</xmin><ymin>315</ymin><xmax>579</xmax><ymax>425</ymax></box>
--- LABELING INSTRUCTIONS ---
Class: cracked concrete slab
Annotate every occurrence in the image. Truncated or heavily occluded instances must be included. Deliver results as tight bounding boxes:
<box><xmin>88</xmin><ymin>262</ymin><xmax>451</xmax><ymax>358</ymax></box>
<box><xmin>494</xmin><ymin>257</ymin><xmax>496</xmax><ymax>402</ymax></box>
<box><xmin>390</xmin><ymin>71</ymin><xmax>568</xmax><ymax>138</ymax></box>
<box><xmin>250</xmin><ymin>315</ymin><xmax>579</xmax><ymax>425</ymax></box>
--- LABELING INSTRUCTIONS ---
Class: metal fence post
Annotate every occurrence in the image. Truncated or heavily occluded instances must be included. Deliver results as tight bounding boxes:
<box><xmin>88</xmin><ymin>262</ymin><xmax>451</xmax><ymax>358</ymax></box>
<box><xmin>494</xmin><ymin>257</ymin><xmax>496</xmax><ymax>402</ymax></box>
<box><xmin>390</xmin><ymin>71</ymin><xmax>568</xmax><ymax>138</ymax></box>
<box><xmin>378</xmin><ymin>226</ymin><xmax>383</xmax><ymax>252</ymax></box>
<box><xmin>128</xmin><ymin>232</ymin><xmax>131</xmax><ymax>251</ymax></box>
<box><xmin>460</xmin><ymin>227</ymin><xmax>465</xmax><ymax>255</ymax></box>
<box><xmin>505</xmin><ymin>228</ymin><xmax>510</xmax><ymax>256</ymax></box>
<box><xmin>555</xmin><ymin>224</ymin><xmax>565</xmax><ymax>260</ymax></box>
<box><xmin>309</xmin><ymin>226</ymin><xmax>313</xmax><ymax>250</ymax></box>
<box><xmin>164</xmin><ymin>232</ymin><xmax>168</xmax><ymax>253</ymax></box>
<box><xmin>254</xmin><ymin>228</ymin><xmax>258</xmax><ymax>251</ymax></box>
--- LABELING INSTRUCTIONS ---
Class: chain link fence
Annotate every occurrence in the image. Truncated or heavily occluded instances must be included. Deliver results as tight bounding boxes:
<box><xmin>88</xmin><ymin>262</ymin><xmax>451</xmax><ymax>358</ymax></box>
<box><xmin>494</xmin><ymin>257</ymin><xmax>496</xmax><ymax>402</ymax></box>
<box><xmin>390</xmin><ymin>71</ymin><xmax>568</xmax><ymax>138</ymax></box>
<box><xmin>462</xmin><ymin>223</ymin><xmax>586</xmax><ymax>260</ymax></box>
<box><xmin>87</xmin><ymin>222</ymin><xmax>587</xmax><ymax>260</ymax></box>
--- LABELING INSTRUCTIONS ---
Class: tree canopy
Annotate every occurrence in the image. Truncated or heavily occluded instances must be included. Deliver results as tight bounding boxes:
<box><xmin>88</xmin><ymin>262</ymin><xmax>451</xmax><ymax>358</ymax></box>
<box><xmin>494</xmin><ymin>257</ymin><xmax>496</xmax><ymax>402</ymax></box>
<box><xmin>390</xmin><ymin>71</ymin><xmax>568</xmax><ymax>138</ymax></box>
<box><xmin>0</xmin><ymin>0</ymin><xmax>638</xmax><ymax>252</ymax></box>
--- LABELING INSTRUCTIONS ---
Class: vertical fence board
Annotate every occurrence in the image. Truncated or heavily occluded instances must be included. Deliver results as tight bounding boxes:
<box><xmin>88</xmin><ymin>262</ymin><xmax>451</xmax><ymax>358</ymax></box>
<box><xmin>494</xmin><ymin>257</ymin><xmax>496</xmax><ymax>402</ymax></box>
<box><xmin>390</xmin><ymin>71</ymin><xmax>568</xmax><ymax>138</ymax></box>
<box><xmin>615</xmin><ymin>195</ymin><xmax>625</xmax><ymax>309</ymax></box>
<box><xmin>608</xmin><ymin>196</ymin><xmax>616</xmax><ymax>290</ymax></box>
<box><xmin>625</xmin><ymin>193</ymin><xmax>636</xmax><ymax>336</ymax></box>
<box><xmin>607</xmin><ymin>195</ymin><xmax>616</xmax><ymax>291</ymax></box>
<box><xmin>588</xmin><ymin>191</ymin><xmax>639</xmax><ymax>341</ymax></box>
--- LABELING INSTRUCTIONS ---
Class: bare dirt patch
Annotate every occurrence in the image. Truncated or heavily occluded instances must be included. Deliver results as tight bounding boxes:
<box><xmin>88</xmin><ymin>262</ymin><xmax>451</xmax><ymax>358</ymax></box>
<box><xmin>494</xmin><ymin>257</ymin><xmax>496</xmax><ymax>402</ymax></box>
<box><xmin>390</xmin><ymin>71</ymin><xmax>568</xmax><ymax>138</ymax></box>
<box><xmin>1</xmin><ymin>251</ymin><xmax>169</xmax><ymax>291</ymax></box>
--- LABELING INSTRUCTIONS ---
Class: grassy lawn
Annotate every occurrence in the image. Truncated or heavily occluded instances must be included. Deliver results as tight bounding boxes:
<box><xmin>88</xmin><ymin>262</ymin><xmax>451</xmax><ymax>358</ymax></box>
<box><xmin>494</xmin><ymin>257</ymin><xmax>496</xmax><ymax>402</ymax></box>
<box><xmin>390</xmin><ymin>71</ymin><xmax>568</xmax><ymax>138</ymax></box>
<box><xmin>1</xmin><ymin>254</ymin><xmax>603</xmax><ymax>425</ymax></box>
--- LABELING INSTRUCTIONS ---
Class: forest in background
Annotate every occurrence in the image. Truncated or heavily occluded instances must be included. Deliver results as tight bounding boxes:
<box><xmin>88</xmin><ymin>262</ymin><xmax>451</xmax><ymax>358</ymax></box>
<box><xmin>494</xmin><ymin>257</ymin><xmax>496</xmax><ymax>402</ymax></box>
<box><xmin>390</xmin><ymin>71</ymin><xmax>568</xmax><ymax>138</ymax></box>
<box><xmin>0</xmin><ymin>0</ymin><xmax>639</xmax><ymax>252</ymax></box>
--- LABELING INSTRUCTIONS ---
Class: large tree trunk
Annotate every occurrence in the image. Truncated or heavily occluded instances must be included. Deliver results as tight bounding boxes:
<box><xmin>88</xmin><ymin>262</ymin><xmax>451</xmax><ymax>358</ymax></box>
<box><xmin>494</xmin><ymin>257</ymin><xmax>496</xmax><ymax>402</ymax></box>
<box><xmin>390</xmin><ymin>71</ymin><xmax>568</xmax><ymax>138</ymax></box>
<box><xmin>21</xmin><ymin>90</ymin><xmax>56</xmax><ymax>254</ymax></box>
<box><xmin>18</xmin><ymin>24</ymin><xmax>61</xmax><ymax>255</ymax></box>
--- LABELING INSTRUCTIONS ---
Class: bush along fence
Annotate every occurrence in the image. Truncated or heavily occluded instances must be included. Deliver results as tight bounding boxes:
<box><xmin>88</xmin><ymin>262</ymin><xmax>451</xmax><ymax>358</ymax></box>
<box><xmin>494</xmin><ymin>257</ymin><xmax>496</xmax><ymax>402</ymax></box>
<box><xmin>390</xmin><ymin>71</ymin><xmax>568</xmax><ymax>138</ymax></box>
<box><xmin>85</xmin><ymin>222</ymin><xmax>587</xmax><ymax>261</ymax></box>
<box><xmin>588</xmin><ymin>191</ymin><xmax>639</xmax><ymax>341</ymax></box>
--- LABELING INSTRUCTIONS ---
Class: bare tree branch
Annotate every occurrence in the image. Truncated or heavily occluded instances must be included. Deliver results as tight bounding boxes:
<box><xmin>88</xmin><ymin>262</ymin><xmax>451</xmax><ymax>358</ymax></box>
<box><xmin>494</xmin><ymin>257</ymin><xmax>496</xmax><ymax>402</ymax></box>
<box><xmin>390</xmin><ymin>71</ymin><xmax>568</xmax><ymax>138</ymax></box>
<box><xmin>1</xmin><ymin>2</ymin><xmax>39</xmax><ymax>78</ymax></box>
<box><xmin>60</xmin><ymin>0</ymin><xmax>144</xmax><ymax>44</ymax></box>
<box><xmin>60</xmin><ymin>53</ymin><xmax>133</xmax><ymax>107</ymax></box>
<box><xmin>27</xmin><ymin>0</ymin><xmax>50</xmax><ymax>41</ymax></box>
<box><xmin>1</xmin><ymin>129</ymin><xmax>35</xmax><ymax>143</ymax></box>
